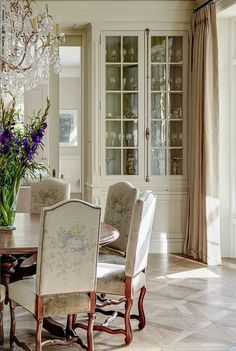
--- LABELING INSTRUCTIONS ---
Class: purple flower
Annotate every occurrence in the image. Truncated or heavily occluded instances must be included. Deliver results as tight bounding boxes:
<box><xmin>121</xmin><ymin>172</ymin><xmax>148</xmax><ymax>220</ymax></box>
<box><xmin>0</xmin><ymin>130</ymin><xmax>14</xmax><ymax>145</ymax></box>
<box><xmin>32</xmin><ymin>143</ymin><xmax>38</xmax><ymax>153</ymax></box>
<box><xmin>37</xmin><ymin>129</ymin><xmax>45</xmax><ymax>138</ymax></box>
<box><xmin>22</xmin><ymin>138</ymin><xmax>30</xmax><ymax>148</ymax></box>
<box><xmin>2</xmin><ymin>145</ymin><xmax>9</xmax><ymax>154</ymax></box>
<box><xmin>31</xmin><ymin>133</ymin><xmax>41</xmax><ymax>144</ymax></box>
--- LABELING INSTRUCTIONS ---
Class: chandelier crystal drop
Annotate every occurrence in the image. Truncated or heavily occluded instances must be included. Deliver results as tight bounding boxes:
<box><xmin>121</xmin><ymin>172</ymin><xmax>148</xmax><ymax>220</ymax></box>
<box><xmin>0</xmin><ymin>0</ymin><xmax>64</xmax><ymax>97</ymax></box>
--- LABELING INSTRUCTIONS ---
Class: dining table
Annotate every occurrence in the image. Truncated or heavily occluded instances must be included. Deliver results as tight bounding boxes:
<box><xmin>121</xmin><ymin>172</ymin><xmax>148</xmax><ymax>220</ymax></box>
<box><xmin>0</xmin><ymin>212</ymin><xmax>119</xmax><ymax>338</ymax></box>
<box><xmin>0</xmin><ymin>213</ymin><xmax>119</xmax><ymax>254</ymax></box>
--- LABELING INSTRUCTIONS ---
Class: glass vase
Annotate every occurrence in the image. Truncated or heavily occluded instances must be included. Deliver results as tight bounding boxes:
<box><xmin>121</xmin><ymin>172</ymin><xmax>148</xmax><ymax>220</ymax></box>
<box><xmin>0</xmin><ymin>182</ymin><xmax>20</xmax><ymax>230</ymax></box>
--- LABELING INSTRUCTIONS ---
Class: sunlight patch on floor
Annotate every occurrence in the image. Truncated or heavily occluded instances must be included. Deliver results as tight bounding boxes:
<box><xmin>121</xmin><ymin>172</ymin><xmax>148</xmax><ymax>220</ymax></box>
<box><xmin>166</xmin><ymin>268</ymin><xmax>220</xmax><ymax>279</ymax></box>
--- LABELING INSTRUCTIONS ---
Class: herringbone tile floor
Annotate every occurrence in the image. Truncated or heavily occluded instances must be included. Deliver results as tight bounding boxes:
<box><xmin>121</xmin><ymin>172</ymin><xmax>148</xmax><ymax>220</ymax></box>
<box><xmin>2</xmin><ymin>254</ymin><xmax>236</xmax><ymax>350</ymax></box>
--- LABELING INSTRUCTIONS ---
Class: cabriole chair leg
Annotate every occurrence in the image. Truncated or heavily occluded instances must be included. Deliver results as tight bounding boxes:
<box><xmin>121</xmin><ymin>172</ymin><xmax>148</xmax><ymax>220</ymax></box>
<box><xmin>124</xmin><ymin>297</ymin><xmax>133</xmax><ymax>345</ymax></box>
<box><xmin>138</xmin><ymin>286</ymin><xmax>146</xmax><ymax>330</ymax></box>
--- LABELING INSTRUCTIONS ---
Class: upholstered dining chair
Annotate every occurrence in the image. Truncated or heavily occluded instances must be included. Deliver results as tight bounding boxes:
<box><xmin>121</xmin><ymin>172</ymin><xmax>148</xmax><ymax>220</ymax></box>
<box><xmin>0</xmin><ymin>284</ymin><xmax>5</xmax><ymax>345</ymax></box>
<box><xmin>30</xmin><ymin>177</ymin><xmax>70</xmax><ymax>214</ymax></box>
<box><xmin>8</xmin><ymin>199</ymin><xmax>101</xmax><ymax>351</ymax></box>
<box><xmin>91</xmin><ymin>190</ymin><xmax>157</xmax><ymax>346</ymax></box>
<box><xmin>12</xmin><ymin>177</ymin><xmax>70</xmax><ymax>280</ymax></box>
<box><xmin>99</xmin><ymin>181</ymin><xmax>138</xmax><ymax>265</ymax></box>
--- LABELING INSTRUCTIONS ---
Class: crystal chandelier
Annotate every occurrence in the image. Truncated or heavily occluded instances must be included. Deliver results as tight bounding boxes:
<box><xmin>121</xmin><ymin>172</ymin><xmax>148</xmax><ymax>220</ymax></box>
<box><xmin>0</xmin><ymin>0</ymin><xmax>64</xmax><ymax>97</ymax></box>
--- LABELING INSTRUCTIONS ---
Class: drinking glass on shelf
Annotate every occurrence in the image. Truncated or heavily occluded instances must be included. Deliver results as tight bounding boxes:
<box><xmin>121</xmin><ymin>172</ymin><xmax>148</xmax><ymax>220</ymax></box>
<box><xmin>111</xmin><ymin>49</ymin><xmax>117</xmax><ymax>61</ymax></box>
<box><xmin>123</xmin><ymin>77</ymin><xmax>126</xmax><ymax>89</ymax></box>
<box><xmin>129</xmin><ymin>48</ymin><xmax>135</xmax><ymax>62</ymax></box>
<box><xmin>126</xmin><ymin>133</ymin><xmax>132</xmax><ymax>146</ymax></box>
<box><xmin>111</xmin><ymin>131</ymin><xmax>117</xmax><ymax>146</ymax></box>
<box><xmin>151</xmin><ymin>77</ymin><xmax>156</xmax><ymax>90</ymax></box>
<box><xmin>123</xmin><ymin>48</ymin><xmax>127</xmax><ymax>60</ymax></box>
<box><xmin>130</xmin><ymin>77</ymin><xmax>134</xmax><ymax>90</ymax></box>
<box><xmin>110</xmin><ymin>76</ymin><xmax>116</xmax><ymax>89</ymax></box>
<box><xmin>171</xmin><ymin>133</ymin><xmax>177</xmax><ymax>145</ymax></box>
<box><xmin>175</xmin><ymin>77</ymin><xmax>182</xmax><ymax>90</ymax></box>
<box><xmin>171</xmin><ymin>158</ymin><xmax>178</xmax><ymax>175</ymax></box>
<box><xmin>176</xmin><ymin>49</ymin><xmax>182</xmax><ymax>62</ymax></box>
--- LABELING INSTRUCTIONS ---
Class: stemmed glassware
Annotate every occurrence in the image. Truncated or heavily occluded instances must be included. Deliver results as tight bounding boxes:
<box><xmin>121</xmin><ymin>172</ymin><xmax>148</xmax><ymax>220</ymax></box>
<box><xmin>111</xmin><ymin>49</ymin><xmax>117</xmax><ymax>61</ymax></box>
<box><xmin>129</xmin><ymin>48</ymin><xmax>135</xmax><ymax>61</ymax></box>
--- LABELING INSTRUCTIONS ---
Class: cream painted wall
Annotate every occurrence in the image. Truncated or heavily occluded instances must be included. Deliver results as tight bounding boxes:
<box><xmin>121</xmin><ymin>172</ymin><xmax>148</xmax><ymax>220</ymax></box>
<box><xmin>41</xmin><ymin>1</ymin><xmax>194</xmax><ymax>28</ymax></box>
<box><xmin>60</xmin><ymin>77</ymin><xmax>80</xmax><ymax>110</ymax></box>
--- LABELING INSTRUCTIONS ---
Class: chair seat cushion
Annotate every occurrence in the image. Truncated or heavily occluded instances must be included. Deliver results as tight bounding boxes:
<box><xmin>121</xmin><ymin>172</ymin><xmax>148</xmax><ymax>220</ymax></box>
<box><xmin>0</xmin><ymin>284</ymin><xmax>5</xmax><ymax>302</ymax></box>
<box><xmin>99</xmin><ymin>246</ymin><xmax>126</xmax><ymax>265</ymax></box>
<box><xmin>97</xmin><ymin>263</ymin><xmax>146</xmax><ymax>295</ymax></box>
<box><xmin>9</xmin><ymin>278</ymin><xmax>91</xmax><ymax>317</ymax></box>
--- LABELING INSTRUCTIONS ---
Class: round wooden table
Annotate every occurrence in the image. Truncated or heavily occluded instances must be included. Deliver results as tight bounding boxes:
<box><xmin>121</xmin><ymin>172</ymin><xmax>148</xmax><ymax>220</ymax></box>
<box><xmin>0</xmin><ymin>213</ymin><xmax>119</xmax><ymax>254</ymax></box>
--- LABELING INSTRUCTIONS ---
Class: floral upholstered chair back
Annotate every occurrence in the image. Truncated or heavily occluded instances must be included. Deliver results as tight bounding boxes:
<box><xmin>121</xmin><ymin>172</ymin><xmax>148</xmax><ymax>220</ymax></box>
<box><xmin>30</xmin><ymin>177</ymin><xmax>70</xmax><ymax>214</ymax></box>
<box><xmin>125</xmin><ymin>191</ymin><xmax>157</xmax><ymax>278</ymax></box>
<box><xmin>104</xmin><ymin>182</ymin><xmax>138</xmax><ymax>253</ymax></box>
<box><xmin>36</xmin><ymin>199</ymin><xmax>101</xmax><ymax>295</ymax></box>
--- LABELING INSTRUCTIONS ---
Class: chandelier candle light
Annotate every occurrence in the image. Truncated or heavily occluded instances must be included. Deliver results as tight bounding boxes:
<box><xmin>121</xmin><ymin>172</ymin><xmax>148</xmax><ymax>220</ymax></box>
<box><xmin>0</xmin><ymin>0</ymin><xmax>64</xmax><ymax>97</ymax></box>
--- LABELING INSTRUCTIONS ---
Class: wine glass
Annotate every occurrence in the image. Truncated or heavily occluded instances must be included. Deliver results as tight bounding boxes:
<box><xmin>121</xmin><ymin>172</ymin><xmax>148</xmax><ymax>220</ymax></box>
<box><xmin>109</xmin><ymin>76</ymin><xmax>116</xmax><ymax>89</ymax></box>
<box><xmin>111</xmin><ymin>49</ymin><xmax>117</xmax><ymax>62</ymax></box>
<box><xmin>151</xmin><ymin>77</ymin><xmax>156</xmax><ymax>90</ymax></box>
<box><xmin>176</xmin><ymin>49</ymin><xmax>182</xmax><ymax>62</ymax></box>
<box><xmin>129</xmin><ymin>77</ymin><xmax>134</xmax><ymax>90</ymax></box>
<box><xmin>129</xmin><ymin>48</ymin><xmax>135</xmax><ymax>62</ymax></box>
<box><xmin>126</xmin><ymin>133</ymin><xmax>132</xmax><ymax>146</ymax></box>
<box><xmin>123</xmin><ymin>48</ymin><xmax>127</xmax><ymax>61</ymax></box>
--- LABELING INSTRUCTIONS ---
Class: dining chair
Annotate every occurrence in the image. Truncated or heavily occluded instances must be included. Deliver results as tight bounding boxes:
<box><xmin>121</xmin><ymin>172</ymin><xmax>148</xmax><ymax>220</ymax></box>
<box><xmin>92</xmin><ymin>191</ymin><xmax>157</xmax><ymax>345</ymax></box>
<box><xmin>8</xmin><ymin>199</ymin><xmax>101</xmax><ymax>351</ymax></box>
<box><xmin>0</xmin><ymin>284</ymin><xmax>5</xmax><ymax>345</ymax></box>
<box><xmin>12</xmin><ymin>177</ymin><xmax>71</xmax><ymax>279</ymax></box>
<box><xmin>99</xmin><ymin>181</ymin><xmax>138</xmax><ymax>264</ymax></box>
<box><xmin>30</xmin><ymin>177</ymin><xmax>70</xmax><ymax>214</ymax></box>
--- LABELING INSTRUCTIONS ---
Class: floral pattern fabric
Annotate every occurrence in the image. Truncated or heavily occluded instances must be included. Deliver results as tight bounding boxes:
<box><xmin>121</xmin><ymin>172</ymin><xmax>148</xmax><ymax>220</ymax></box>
<box><xmin>30</xmin><ymin>178</ymin><xmax>70</xmax><ymax>214</ymax></box>
<box><xmin>104</xmin><ymin>182</ymin><xmax>138</xmax><ymax>252</ymax></box>
<box><xmin>36</xmin><ymin>200</ymin><xmax>101</xmax><ymax>296</ymax></box>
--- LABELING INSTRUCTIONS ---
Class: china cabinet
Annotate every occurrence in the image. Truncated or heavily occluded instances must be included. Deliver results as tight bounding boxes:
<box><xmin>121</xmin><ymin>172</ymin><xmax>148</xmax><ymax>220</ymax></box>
<box><xmin>85</xmin><ymin>26</ymin><xmax>189</xmax><ymax>253</ymax></box>
<box><xmin>102</xmin><ymin>30</ymin><xmax>186</xmax><ymax>180</ymax></box>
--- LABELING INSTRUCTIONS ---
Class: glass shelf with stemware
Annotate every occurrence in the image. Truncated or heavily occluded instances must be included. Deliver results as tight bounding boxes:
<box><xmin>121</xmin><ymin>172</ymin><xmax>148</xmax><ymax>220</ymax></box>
<box><xmin>105</xmin><ymin>35</ymin><xmax>140</xmax><ymax>176</ymax></box>
<box><xmin>150</xmin><ymin>35</ymin><xmax>184</xmax><ymax>176</ymax></box>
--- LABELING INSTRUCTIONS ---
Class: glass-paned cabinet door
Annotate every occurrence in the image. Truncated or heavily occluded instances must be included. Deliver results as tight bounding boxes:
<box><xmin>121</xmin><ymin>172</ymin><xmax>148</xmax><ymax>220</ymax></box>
<box><xmin>103</xmin><ymin>33</ymin><xmax>143</xmax><ymax>176</ymax></box>
<box><xmin>150</xmin><ymin>35</ymin><xmax>186</xmax><ymax>176</ymax></box>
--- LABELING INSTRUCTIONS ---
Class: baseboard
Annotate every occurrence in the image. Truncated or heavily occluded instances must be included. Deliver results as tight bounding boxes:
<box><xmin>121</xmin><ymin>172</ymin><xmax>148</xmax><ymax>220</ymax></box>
<box><xmin>150</xmin><ymin>232</ymin><xmax>185</xmax><ymax>253</ymax></box>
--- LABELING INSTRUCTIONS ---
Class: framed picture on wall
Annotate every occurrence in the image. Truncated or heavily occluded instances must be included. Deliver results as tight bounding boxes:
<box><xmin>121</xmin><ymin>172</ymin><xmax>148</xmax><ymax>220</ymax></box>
<box><xmin>59</xmin><ymin>110</ymin><xmax>78</xmax><ymax>147</ymax></box>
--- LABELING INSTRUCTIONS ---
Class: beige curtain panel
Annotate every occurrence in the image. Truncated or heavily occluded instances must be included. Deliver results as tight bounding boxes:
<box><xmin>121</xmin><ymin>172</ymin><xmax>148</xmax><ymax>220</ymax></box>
<box><xmin>184</xmin><ymin>3</ymin><xmax>221</xmax><ymax>264</ymax></box>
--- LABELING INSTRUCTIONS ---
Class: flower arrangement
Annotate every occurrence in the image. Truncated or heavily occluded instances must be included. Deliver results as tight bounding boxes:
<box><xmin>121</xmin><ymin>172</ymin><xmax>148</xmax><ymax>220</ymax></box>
<box><xmin>0</xmin><ymin>98</ymin><xmax>50</xmax><ymax>228</ymax></box>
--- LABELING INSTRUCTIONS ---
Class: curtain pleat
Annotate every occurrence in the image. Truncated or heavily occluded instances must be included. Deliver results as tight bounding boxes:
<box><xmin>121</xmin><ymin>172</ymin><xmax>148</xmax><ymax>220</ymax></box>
<box><xmin>184</xmin><ymin>3</ymin><xmax>220</xmax><ymax>264</ymax></box>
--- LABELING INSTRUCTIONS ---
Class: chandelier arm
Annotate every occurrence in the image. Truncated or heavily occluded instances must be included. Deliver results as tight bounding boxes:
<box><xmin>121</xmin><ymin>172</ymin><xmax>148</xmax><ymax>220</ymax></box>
<box><xmin>0</xmin><ymin>0</ymin><xmax>64</xmax><ymax>96</ymax></box>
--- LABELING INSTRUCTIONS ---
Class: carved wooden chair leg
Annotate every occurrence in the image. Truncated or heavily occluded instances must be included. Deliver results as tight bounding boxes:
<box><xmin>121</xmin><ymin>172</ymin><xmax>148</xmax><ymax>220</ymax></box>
<box><xmin>35</xmin><ymin>319</ymin><xmax>43</xmax><ymax>351</ymax></box>
<box><xmin>137</xmin><ymin>286</ymin><xmax>146</xmax><ymax>330</ymax></box>
<box><xmin>9</xmin><ymin>300</ymin><xmax>16</xmax><ymax>350</ymax></box>
<box><xmin>124</xmin><ymin>297</ymin><xmax>133</xmax><ymax>345</ymax></box>
<box><xmin>87</xmin><ymin>313</ymin><xmax>95</xmax><ymax>351</ymax></box>
<box><xmin>0</xmin><ymin>301</ymin><xmax>4</xmax><ymax>346</ymax></box>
